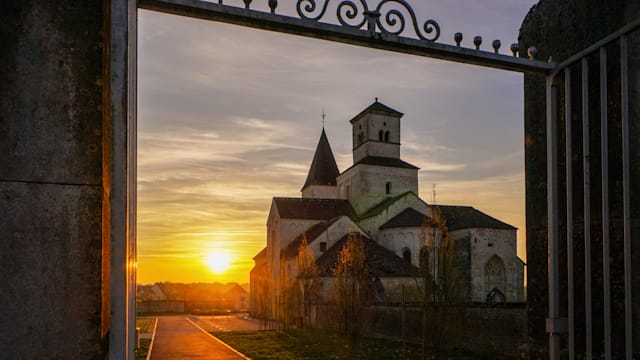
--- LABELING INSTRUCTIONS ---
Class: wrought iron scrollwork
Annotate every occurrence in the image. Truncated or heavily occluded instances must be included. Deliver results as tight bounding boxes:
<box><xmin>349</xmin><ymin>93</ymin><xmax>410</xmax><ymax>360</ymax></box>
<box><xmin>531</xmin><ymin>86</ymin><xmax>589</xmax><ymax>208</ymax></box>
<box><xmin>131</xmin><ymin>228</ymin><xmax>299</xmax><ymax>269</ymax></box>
<box><xmin>375</xmin><ymin>0</ymin><xmax>439</xmax><ymax>41</ymax></box>
<box><xmin>296</xmin><ymin>0</ymin><xmax>440</xmax><ymax>42</ymax></box>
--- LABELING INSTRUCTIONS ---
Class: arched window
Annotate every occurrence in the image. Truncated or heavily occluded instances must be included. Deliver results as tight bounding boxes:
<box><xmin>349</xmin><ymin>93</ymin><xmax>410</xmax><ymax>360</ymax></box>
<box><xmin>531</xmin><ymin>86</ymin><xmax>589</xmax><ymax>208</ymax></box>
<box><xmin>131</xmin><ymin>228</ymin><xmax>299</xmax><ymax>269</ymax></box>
<box><xmin>384</xmin><ymin>131</ymin><xmax>390</xmax><ymax>142</ymax></box>
<box><xmin>378</xmin><ymin>130</ymin><xmax>384</xmax><ymax>141</ymax></box>
<box><xmin>402</xmin><ymin>248</ymin><xmax>412</xmax><ymax>263</ymax></box>
<box><xmin>385</xmin><ymin>182</ymin><xmax>391</xmax><ymax>194</ymax></box>
<box><xmin>484</xmin><ymin>255</ymin><xmax>506</xmax><ymax>297</ymax></box>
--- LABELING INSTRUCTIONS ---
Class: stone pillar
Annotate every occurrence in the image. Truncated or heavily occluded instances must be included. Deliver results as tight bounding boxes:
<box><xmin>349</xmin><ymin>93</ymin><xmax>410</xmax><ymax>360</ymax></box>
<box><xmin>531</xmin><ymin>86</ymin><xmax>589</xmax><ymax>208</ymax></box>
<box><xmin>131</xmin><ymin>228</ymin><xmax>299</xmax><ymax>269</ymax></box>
<box><xmin>520</xmin><ymin>0</ymin><xmax>640</xmax><ymax>357</ymax></box>
<box><xmin>0</xmin><ymin>1</ymin><xmax>131</xmax><ymax>358</ymax></box>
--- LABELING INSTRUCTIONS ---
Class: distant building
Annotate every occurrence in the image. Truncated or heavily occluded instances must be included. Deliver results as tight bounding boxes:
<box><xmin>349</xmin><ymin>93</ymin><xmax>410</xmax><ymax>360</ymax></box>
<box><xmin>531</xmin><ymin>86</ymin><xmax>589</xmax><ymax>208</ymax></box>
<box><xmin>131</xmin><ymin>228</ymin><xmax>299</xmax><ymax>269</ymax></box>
<box><xmin>250</xmin><ymin>100</ymin><xmax>524</xmax><ymax>318</ymax></box>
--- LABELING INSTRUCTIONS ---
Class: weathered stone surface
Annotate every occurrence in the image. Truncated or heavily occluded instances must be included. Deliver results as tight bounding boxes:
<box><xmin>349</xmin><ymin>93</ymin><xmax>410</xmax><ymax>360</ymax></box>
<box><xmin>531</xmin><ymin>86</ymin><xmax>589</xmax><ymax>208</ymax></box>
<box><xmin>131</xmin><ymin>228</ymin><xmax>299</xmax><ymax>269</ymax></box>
<box><xmin>520</xmin><ymin>1</ymin><xmax>640</xmax><ymax>357</ymax></box>
<box><xmin>0</xmin><ymin>1</ymin><xmax>107</xmax><ymax>357</ymax></box>
<box><xmin>0</xmin><ymin>2</ymin><xmax>104</xmax><ymax>184</ymax></box>
<box><xmin>0</xmin><ymin>182</ymin><xmax>103</xmax><ymax>358</ymax></box>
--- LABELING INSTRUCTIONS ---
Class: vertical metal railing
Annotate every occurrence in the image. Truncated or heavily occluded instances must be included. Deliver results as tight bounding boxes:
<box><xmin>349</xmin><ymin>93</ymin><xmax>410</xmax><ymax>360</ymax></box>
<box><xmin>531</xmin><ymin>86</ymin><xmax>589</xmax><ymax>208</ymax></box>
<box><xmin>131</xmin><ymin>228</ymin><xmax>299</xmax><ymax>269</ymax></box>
<box><xmin>620</xmin><ymin>34</ymin><xmax>633</xmax><ymax>360</ymax></box>
<box><xmin>546</xmin><ymin>18</ymin><xmax>639</xmax><ymax>360</ymax></box>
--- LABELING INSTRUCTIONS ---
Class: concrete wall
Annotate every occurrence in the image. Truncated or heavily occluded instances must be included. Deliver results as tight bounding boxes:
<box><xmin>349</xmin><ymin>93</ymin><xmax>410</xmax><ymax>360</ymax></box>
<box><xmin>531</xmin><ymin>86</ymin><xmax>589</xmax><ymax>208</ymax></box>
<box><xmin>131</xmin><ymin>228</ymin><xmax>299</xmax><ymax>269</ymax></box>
<box><xmin>520</xmin><ymin>0</ymin><xmax>640</xmax><ymax>356</ymax></box>
<box><xmin>0</xmin><ymin>2</ymin><xmax>113</xmax><ymax>358</ymax></box>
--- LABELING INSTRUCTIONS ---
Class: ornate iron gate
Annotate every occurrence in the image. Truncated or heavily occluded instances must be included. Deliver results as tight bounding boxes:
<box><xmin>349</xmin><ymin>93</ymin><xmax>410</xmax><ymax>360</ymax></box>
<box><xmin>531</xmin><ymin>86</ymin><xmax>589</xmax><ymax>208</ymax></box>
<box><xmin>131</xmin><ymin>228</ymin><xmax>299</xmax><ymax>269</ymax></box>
<box><xmin>129</xmin><ymin>1</ymin><xmax>637</xmax><ymax>358</ymax></box>
<box><xmin>544</xmin><ymin>18</ymin><xmax>639</xmax><ymax>360</ymax></box>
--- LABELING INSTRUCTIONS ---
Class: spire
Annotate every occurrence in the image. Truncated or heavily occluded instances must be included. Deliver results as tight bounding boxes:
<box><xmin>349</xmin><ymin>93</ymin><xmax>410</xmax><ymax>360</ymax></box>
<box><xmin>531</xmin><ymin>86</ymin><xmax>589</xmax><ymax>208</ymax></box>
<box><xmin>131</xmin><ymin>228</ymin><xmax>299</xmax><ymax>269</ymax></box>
<box><xmin>302</xmin><ymin>129</ymin><xmax>340</xmax><ymax>190</ymax></box>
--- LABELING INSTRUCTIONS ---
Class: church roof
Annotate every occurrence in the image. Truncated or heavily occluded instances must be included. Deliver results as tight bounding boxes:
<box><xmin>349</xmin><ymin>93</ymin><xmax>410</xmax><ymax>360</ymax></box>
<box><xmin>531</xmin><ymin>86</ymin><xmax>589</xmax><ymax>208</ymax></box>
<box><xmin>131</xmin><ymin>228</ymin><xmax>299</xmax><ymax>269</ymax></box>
<box><xmin>437</xmin><ymin>205</ymin><xmax>517</xmax><ymax>231</ymax></box>
<box><xmin>273</xmin><ymin>198</ymin><xmax>356</xmax><ymax>220</ymax></box>
<box><xmin>316</xmin><ymin>233</ymin><xmax>416</xmax><ymax>277</ymax></box>
<box><xmin>302</xmin><ymin>129</ymin><xmax>340</xmax><ymax>190</ymax></box>
<box><xmin>349</xmin><ymin>100</ymin><xmax>404</xmax><ymax>124</ymax></box>
<box><xmin>379</xmin><ymin>208</ymin><xmax>431</xmax><ymax>229</ymax></box>
<box><xmin>358</xmin><ymin>191</ymin><xmax>424</xmax><ymax>220</ymax></box>
<box><xmin>253</xmin><ymin>247</ymin><xmax>267</xmax><ymax>261</ymax></box>
<box><xmin>341</xmin><ymin>156</ymin><xmax>419</xmax><ymax>174</ymax></box>
<box><xmin>280</xmin><ymin>218</ymin><xmax>339</xmax><ymax>258</ymax></box>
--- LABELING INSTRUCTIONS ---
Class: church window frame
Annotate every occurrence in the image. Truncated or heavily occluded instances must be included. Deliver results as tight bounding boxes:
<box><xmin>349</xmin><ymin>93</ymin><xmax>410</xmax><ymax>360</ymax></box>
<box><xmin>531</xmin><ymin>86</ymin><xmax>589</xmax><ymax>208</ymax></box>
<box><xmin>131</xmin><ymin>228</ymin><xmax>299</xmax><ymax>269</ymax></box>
<box><xmin>402</xmin><ymin>247</ymin><xmax>412</xmax><ymax>263</ymax></box>
<box><xmin>484</xmin><ymin>255</ymin><xmax>507</xmax><ymax>297</ymax></box>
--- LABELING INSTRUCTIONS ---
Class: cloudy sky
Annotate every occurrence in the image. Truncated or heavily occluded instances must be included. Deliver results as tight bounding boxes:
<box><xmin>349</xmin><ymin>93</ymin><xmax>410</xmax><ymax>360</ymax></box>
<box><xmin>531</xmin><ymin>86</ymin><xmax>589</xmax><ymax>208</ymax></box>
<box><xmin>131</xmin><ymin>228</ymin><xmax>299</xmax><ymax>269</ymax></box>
<box><xmin>137</xmin><ymin>0</ymin><xmax>537</xmax><ymax>284</ymax></box>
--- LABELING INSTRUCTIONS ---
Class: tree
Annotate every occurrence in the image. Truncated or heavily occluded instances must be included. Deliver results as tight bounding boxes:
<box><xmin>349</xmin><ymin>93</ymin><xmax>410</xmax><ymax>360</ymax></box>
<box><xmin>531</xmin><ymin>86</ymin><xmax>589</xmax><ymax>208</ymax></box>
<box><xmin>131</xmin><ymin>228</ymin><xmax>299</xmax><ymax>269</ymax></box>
<box><xmin>334</xmin><ymin>232</ymin><xmax>369</xmax><ymax>340</ymax></box>
<box><xmin>297</xmin><ymin>234</ymin><xmax>318</xmax><ymax>327</ymax></box>
<box><xmin>417</xmin><ymin>205</ymin><xmax>468</xmax><ymax>357</ymax></box>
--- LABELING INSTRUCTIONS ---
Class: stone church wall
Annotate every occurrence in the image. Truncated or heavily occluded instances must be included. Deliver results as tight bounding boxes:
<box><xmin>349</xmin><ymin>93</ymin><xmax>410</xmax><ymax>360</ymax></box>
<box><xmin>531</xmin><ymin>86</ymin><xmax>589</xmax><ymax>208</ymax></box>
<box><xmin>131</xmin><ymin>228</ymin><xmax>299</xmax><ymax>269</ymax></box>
<box><xmin>462</xmin><ymin>228</ymin><xmax>522</xmax><ymax>302</ymax></box>
<box><xmin>338</xmin><ymin>165</ymin><xmax>418</xmax><ymax>214</ymax></box>
<box><xmin>359</xmin><ymin>194</ymin><xmax>429</xmax><ymax>239</ymax></box>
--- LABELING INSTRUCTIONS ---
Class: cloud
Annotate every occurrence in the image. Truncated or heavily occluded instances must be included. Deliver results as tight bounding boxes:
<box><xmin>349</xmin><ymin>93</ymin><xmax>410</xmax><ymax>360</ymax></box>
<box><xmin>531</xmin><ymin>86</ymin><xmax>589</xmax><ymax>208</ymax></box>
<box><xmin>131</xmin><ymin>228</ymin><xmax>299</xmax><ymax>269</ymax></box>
<box><xmin>136</xmin><ymin>0</ymin><xmax>537</xmax><ymax>283</ymax></box>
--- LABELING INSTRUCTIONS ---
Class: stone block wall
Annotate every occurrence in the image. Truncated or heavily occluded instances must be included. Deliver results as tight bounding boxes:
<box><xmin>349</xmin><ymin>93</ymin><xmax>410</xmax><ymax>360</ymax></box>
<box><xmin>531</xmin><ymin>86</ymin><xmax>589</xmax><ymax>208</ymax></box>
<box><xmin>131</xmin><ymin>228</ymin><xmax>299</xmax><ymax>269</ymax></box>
<box><xmin>0</xmin><ymin>2</ymin><xmax>109</xmax><ymax>358</ymax></box>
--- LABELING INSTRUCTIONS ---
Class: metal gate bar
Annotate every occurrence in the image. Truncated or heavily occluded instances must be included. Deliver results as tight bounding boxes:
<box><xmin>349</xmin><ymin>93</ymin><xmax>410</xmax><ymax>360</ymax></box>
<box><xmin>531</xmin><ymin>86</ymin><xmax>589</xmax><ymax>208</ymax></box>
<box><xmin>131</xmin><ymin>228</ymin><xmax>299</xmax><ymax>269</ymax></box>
<box><xmin>581</xmin><ymin>57</ymin><xmax>593</xmax><ymax>360</ymax></box>
<box><xmin>599</xmin><ymin>46</ymin><xmax>611</xmax><ymax>360</ymax></box>
<box><xmin>139</xmin><ymin>0</ymin><xmax>553</xmax><ymax>73</ymax></box>
<box><xmin>564</xmin><ymin>67</ymin><xmax>575</xmax><ymax>360</ymax></box>
<box><xmin>620</xmin><ymin>34</ymin><xmax>632</xmax><ymax>360</ymax></box>
<box><xmin>547</xmin><ymin>18</ymin><xmax>639</xmax><ymax>360</ymax></box>
<box><xmin>546</xmin><ymin>77</ymin><xmax>560</xmax><ymax>359</ymax></box>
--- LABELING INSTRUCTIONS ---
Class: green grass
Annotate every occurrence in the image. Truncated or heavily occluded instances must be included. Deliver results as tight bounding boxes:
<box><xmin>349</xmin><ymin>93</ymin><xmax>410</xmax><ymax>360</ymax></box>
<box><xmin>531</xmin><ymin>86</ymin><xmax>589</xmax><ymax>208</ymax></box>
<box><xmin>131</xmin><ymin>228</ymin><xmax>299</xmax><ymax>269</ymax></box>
<box><xmin>215</xmin><ymin>329</ymin><xmax>514</xmax><ymax>360</ymax></box>
<box><xmin>135</xmin><ymin>338</ymin><xmax>151</xmax><ymax>360</ymax></box>
<box><xmin>215</xmin><ymin>329</ymin><xmax>427</xmax><ymax>360</ymax></box>
<box><xmin>136</xmin><ymin>317</ymin><xmax>156</xmax><ymax>333</ymax></box>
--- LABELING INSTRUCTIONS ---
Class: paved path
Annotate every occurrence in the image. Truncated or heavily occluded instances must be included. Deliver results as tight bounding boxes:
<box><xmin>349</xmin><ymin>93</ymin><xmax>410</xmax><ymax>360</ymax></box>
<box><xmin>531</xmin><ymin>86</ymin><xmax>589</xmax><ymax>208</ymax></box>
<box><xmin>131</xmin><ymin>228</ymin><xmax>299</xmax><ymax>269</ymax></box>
<box><xmin>193</xmin><ymin>314</ymin><xmax>260</xmax><ymax>332</ymax></box>
<box><xmin>149</xmin><ymin>316</ymin><xmax>247</xmax><ymax>360</ymax></box>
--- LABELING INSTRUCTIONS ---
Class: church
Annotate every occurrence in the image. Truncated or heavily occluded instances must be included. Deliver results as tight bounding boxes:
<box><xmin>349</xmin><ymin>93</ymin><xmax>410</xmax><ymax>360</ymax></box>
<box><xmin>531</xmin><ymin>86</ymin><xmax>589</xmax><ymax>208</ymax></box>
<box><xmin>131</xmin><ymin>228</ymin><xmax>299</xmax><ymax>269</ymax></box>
<box><xmin>250</xmin><ymin>100</ymin><xmax>525</xmax><ymax>316</ymax></box>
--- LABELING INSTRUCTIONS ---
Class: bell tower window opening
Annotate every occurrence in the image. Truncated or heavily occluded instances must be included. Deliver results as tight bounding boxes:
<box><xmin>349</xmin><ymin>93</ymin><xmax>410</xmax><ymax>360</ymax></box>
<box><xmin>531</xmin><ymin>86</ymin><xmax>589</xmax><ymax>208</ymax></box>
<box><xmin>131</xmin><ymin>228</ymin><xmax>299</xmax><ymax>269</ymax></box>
<box><xmin>378</xmin><ymin>130</ymin><xmax>384</xmax><ymax>141</ymax></box>
<box><xmin>384</xmin><ymin>131</ymin><xmax>390</xmax><ymax>142</ymax></box>
<box><xmin>385</xmin><ymin>182</ymin><xmax>391</xmax><ymax>195</ymax></box>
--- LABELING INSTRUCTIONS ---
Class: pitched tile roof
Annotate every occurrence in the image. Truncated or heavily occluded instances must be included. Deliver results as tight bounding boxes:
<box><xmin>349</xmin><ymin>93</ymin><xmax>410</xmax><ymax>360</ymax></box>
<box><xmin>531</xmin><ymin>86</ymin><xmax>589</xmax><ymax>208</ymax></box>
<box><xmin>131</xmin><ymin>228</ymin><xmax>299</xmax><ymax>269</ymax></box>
<box><xmin>341</xmin><ymin>156</ymin><xmax>419</xmax><ymax>173</ymax></box>
<box><xmin>280</xmin><ymin>218</ymin><xmax>339</xmax><ymax>258</ymax></box>
<box><xmin>377</xmin><ymin>205</ymin><xmax>516</xmax><ymax>231</ymax></box>
<box><xmin>358</xmin><ymin>191</ymin><xmax>421</xmax><ymax>220</ymax></box>
<box><xmin>273</xmin><ymin>198</ymin><xmax>356</xmax><ymax>220</ymax></box>
<box><xmin>302</xmin><ymin>129</ymin><xmax>340</xmax><ymax>190</ymax></box>
<box><xmin>438</xmin><ymin>205</ymin><xmax>517</xmax><ymax>231</ymax></box>
<box><xmin>316</xmin><ymin>233</ymin><xmax>416</xmax><ymax>277</ymax></box>
<box><xmin>349</xmin><ymin>100</ymin><xmax>404</xmax><ymax>124</ymax></box>
<box><xmin>379</xmin><ymin>207</ymin><xmax>431</xmax><ymax>229</ymax></box>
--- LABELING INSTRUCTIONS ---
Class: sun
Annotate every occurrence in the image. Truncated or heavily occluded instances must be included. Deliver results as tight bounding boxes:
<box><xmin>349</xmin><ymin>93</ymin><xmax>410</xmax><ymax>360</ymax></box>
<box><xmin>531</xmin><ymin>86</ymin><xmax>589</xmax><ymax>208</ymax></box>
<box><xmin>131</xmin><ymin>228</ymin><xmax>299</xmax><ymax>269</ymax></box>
<box><xmin>204</xmin><ymin>251</ymin><xmax>233</xmax><ymax>274</ymax></box>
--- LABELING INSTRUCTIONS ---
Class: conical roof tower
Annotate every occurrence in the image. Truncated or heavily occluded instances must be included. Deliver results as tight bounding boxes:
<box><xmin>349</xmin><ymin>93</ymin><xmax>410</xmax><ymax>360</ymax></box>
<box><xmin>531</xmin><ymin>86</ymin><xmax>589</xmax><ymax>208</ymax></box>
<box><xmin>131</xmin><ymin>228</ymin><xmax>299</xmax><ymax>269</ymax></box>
<box><xmin>301</xmin><ymin>128</ymin><xmax>340</xmax><ymax>198</ymax></box>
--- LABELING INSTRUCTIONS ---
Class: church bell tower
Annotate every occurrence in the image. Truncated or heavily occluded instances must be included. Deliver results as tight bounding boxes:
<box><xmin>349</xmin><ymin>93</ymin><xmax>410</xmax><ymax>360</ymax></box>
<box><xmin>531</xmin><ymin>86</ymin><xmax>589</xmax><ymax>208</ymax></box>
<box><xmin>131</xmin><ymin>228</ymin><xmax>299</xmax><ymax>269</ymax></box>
<box><xmin>350</xmin><ymin>98</ymin><xmax>403</xmax><ymax>163</ymax></box>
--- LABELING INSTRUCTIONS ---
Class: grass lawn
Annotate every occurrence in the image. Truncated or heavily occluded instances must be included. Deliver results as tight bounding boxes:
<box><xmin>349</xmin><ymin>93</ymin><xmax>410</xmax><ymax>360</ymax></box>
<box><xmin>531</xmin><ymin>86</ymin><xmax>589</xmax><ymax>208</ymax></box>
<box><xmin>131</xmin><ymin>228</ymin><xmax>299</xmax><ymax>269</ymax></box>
<box><xmin>136</xmin><ymin>317</ymin><xmax>156</xmax><ymax>333</ymax></box>
<box><xmin>215</xmin><ymin>329</ymin><xmax>428</xmax><ymax>360</ymax></box>
<box><xmin>135</xmin><ymin>338</ymin><xmax>151</xmax><ymax>360</ymax></box>
<box><xmin>215</xmin><ymin>329</ymin><xmax>515</xmax><ymax>360</ymax></box>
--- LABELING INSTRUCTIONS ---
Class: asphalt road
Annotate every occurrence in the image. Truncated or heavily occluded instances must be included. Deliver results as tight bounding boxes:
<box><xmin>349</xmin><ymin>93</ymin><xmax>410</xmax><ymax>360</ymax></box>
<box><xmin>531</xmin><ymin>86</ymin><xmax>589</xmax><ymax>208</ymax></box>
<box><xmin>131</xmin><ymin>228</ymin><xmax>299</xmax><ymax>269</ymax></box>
<box><xmin>149</xmin><ymin>316</ymin><xmax>248</xmax><ymax>359</ymax></box>
<box><xmin>194</xmin><ymin>314</ymin><xmax>260</xmax><ymax>332</ymax></box>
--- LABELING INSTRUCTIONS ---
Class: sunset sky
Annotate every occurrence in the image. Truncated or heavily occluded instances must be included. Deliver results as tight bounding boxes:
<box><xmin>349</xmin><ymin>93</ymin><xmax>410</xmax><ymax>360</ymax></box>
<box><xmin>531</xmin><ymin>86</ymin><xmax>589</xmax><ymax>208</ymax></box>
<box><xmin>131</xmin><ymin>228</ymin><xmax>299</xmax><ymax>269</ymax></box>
<box><xmin>137</xmin><ymin>0</ymin><xmax>538</xmax><ymax>284</ymax></box>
